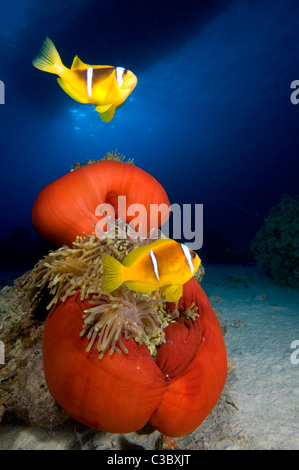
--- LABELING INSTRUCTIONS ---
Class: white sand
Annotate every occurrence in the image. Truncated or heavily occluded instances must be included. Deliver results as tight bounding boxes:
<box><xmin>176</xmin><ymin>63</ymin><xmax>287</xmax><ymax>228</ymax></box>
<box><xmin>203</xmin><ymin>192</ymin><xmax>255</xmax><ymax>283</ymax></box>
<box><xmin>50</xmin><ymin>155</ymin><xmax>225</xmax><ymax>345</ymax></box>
<box><xmin>199</xmin><ymin>264</ymin><xmax>299</xmax><ymax>450</ymax></box>
<box><xmin>0</xmin><ymin>264</ymin><xmax>298</xmax><ymax>450</ymax></box>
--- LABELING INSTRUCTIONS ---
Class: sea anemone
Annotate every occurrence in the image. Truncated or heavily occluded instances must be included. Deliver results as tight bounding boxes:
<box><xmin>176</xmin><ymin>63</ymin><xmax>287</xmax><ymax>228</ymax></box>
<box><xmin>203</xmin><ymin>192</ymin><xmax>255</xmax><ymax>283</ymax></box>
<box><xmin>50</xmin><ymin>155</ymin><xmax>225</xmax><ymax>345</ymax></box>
<box><xmin>151</xmin><ymin>277</ymin><xmax>227</xmax><ymax>437</ymax></box>
<box><xmin>24</xmin><ymin>223</ymin><xmax>198</xmax><ymax>358</ymax></box>
<box><xmin>40</xmin><ymin>277</ymin><xmax>226</xmax><ymax>436</ymax></box>
<box><xmin>27</xmin><ymin>152</ymin><xmax>226</xmax><ymax>437</ymax></box>
<box><xmin>24</xmin><ymin>224</ymin><xmax>227</xmax><ymax>437</ymax></box>
<box><xmin>32</xmin><ymin>152</ymin><xmax>170</xmax><ymax>247</ymax></box>
<box><xmin>70</xmin><ymin>150</ymin><xmax>135</xmax><ymax>171</ymax></box>
<box><xmin>80</xmin><ymin>289</ymin><xmax>165</xmax><ymax>359</ymax></box>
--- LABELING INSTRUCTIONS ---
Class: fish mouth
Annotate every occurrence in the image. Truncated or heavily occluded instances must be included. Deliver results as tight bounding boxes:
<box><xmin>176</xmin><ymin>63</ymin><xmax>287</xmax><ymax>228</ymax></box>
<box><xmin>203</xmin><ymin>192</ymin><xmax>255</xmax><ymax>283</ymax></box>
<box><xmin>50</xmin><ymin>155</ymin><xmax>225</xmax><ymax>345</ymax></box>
<box><xmin>125</xmin><ymin>74</ymin><xmax>137</xmax><ymax>90</ymax></box>
<box><xmin>125</xmin><ymin>80</ymin><xmax>137</xmax><ymax>91</ymax></box>
<box><xmin>131</xmin><ymin>77</ymin><xmax>138</xmax><ymax>90</ymax></box>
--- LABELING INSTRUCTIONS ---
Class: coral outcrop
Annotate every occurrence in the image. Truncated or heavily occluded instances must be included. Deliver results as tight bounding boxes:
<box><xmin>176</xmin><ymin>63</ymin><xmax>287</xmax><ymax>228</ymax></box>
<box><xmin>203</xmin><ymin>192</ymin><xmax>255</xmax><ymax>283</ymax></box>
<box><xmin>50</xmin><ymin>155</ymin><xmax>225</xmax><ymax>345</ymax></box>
<box><xmin>0</xmin><ymin>278</ymin><xmax>68</xmax><ymax>427</ymax></box>
<box><xmin>251</xmin><ymin>195</ymin><xmax>299</xmax><ymax>287</ymax></box>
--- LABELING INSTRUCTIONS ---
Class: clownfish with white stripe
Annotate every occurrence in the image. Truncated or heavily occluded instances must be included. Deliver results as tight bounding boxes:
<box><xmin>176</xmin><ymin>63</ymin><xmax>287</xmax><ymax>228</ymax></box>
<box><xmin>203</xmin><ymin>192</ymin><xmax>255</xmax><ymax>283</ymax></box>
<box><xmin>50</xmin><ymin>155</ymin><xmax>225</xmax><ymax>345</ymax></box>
<box><xmin>102</xmin><ymin>239</ymin><xmax>201</xmax><ymax>302</ymax></box>
<box><xmin>32</xmin><ymin>37</ymin><xmax>137</xmax><ymax>122</ymax></box>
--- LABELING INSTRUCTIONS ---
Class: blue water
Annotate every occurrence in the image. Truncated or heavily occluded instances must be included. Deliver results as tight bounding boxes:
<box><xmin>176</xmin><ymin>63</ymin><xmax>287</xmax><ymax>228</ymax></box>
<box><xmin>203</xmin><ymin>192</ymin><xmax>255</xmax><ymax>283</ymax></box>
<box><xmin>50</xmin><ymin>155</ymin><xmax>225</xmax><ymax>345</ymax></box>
<box><xmin>1</xmin><ymin>0</ymin><xmax>299</xmax><ymax>271</ymax></box>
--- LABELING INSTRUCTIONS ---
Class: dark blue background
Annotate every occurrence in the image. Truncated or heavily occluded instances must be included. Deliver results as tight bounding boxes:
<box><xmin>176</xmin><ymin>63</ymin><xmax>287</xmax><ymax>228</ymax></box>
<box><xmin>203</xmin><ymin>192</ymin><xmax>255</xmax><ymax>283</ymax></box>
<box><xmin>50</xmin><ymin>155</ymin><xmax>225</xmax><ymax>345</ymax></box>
<box><xmin>1</xmin><ymin>0</ymin><xmax>299</xmax><ymax>271</ymax></box>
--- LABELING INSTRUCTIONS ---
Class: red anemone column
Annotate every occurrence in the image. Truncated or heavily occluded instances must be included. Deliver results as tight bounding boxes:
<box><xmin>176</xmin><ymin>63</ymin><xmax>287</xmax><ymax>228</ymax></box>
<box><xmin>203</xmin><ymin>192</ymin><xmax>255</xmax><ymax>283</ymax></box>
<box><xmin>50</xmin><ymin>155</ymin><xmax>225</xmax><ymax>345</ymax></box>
<box><xmin>42</xmin><ymin>278</ymin><xmax>227</xmax><ymax>437</ymax></box>
<box><xmin>32</xmin><ymin>160</ymin><xmax>170</xmax><ymax>246</ymax></box>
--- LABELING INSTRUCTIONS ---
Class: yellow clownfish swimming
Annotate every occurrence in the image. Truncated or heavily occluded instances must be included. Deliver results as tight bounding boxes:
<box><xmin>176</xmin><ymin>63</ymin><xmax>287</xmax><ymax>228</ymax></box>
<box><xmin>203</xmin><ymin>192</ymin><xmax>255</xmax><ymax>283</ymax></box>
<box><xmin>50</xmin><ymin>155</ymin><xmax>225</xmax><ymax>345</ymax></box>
<box><xmin>32</xmin><ymin>37</ymin><xmax>137</xmax><ymax>122</ymax></box>
<box><xmin>102</xmin><ymin>238</ymin><xmax>201</xmax><ymax>303</ymax></box>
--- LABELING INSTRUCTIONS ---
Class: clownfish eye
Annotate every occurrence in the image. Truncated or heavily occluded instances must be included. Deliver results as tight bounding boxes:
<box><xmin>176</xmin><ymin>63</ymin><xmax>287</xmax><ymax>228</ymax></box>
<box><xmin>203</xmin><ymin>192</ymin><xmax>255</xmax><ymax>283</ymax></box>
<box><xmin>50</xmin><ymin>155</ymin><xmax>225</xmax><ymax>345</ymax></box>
<box><xmin>191</xmin><ymin>251</ymin><xmax>196</xmax><ymax>259</ymax></box>
<box><xmin>123</xmin><ymin>69</ymin><xmax>128</xmax><ymax>74</ymax></box>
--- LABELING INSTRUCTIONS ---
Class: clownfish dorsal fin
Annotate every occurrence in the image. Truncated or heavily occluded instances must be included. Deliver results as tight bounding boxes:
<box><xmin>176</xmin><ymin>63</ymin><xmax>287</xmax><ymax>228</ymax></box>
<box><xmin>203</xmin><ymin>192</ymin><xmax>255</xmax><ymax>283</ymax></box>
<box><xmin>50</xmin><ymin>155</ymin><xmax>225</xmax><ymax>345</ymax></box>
<box><xmin>122</xmin><ymin>238</ymin><xmax>171</xmax><ymax>267</ymax></box>
<box><xmin>71</xmin><ymin>55</ymin><xmax>91</xmax><ymax>70</ymax></box>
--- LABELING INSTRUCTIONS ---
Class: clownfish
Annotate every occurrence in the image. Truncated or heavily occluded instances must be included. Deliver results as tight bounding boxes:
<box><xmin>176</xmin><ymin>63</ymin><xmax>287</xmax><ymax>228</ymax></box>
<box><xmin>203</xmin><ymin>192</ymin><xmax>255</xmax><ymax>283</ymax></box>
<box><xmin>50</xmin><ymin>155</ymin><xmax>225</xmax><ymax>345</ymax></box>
<box><xmin>102</xmin><ymin>239</ymin><xmax>201</xmax><ymax>302</ymax></box>
<box><xmin>32</xmin><ymin>37</ymin><xmax>137</xmax><ymax>122</ymax></box>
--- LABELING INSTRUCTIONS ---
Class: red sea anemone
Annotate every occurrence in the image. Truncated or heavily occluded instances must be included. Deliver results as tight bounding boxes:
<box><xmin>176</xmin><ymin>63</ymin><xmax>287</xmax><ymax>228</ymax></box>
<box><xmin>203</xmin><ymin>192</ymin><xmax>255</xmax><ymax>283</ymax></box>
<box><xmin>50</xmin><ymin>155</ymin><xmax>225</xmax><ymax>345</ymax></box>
<box><xmin>42</xmin><ymin>277</ymin><xmax>227</xmax><ymax>437</ymax></box>
<box><xmin>32</xmin><ymin>159</ymin><xmax>170</xmax><ymax>247</ymax></box>
<box><xmin>30</xmin><ymin>153</ymin><xmax>226</xmax><ymax>437</ymax></box>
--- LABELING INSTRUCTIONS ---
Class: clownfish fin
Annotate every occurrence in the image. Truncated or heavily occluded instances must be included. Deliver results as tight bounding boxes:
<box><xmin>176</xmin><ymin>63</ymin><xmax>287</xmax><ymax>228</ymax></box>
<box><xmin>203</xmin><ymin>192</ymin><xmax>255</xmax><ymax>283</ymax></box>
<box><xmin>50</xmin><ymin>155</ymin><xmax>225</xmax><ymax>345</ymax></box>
<box><xmin>125</xmin><ymin>281</ymin><xmax>155</xmax><ymax>294</ymax></box>
<box><xmin>161</xmin><ymin>284</ymin><xmax>183</xmax><ymax>302</ymax></box>
<box><xmin>71</xmin><ymin>55</ymin><xmax>91</xmax><ymax>70</ymax></box>
<box><xmin>32</xmin><ymin>37</ymin><xmax>65</xmax><ymax>75</ymax></box>
<box><xmin>57</xmin><ymin>77</ymin><xmax>89</xmax><ymax>103</ymax></box>
<box><xmin>96</xmin><ymin>103</ymin><xmax>116</xmax><ymax>122</ymax></box>
<box><xmin>102</xmin><ymin>253</ymin><xmax>126</xmax><ymax>293</ymax></box>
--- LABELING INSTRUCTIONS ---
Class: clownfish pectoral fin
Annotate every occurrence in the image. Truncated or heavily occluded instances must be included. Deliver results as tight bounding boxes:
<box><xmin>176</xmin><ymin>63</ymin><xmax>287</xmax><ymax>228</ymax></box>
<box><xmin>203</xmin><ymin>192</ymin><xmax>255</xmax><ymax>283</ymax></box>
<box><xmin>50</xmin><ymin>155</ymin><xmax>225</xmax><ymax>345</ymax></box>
<box><xmin>71</xmin><ymin>55</ymin><xmax>91</xmax><ymax>70</ymax></box>
<box><xmin>102</xmin><ymin>253</ymin><xmax>126</xmax><ymax>293</ymax></box>
<box><xmin>125</xmin><ymin>281</ymin><xmax>156</xmax><ymax>294</ymax></box>
<box><xmin>95</xmin><ymin>103</ymin><xmax>116</xmax><ymax>122</ymax></box>
<box><xmin>161</xmin><ymin>284</ymin><xmax>183</xmax><ymax>303</ymax></box>
<box><xmin>57</xmin><ymin>77</ymin><xmax>89</xmax><ymax>103</ymax></box>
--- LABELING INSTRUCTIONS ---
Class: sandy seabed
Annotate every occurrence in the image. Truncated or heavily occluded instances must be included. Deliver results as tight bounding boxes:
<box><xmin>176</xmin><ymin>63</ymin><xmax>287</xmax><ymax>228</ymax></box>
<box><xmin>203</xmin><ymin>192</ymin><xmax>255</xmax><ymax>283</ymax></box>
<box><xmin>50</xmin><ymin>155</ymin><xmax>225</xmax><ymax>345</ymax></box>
<box><xmin>0</xmin><ymin>264</ymin><xmax>298</xmax><ymax>450</ymax></box>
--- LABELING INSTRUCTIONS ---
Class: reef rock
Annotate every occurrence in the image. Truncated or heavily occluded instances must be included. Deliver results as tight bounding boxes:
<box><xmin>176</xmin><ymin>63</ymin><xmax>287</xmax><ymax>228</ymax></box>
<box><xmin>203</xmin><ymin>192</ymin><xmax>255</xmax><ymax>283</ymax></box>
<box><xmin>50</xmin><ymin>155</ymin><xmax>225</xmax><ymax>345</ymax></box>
<box><xmin>251</xmin><ymin>195</ymin><xmax>299</xmax><ymax>287</ymax></box>
<box><xmin>0</xmin><ymin>275</ymin><xmax>68</xmax><ymax>427</ymax></box>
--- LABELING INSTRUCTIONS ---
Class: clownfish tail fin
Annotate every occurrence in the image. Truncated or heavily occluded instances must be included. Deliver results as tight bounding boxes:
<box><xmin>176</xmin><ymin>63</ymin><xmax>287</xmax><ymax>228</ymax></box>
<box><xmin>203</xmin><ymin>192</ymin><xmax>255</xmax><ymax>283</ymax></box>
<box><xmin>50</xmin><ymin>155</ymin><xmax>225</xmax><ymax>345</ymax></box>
<box><xmin>32</xmin><ymin>37</ymin><xmax>65</xmax><ymax>75</ymax></box>
<box><xmin>102</xmin><ymin>254</ymin><xmax>126</xmax><ymax>293</ymax></box>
